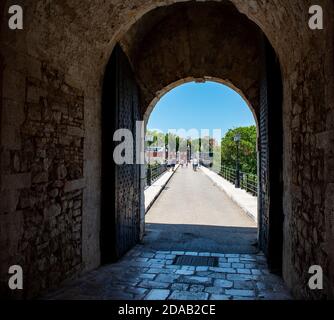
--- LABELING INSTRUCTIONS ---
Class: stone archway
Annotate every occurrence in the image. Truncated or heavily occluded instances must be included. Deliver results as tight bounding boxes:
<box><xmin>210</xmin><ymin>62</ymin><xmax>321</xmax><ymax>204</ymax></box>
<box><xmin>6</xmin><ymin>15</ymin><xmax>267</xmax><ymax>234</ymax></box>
<box><xmin>0</xmin><ymin>0</ymin><xmax>333</xmax><ymax>300</ymax></box>
<box><xmin>101</xmin><ymin>1</ymin><xmax>284</xmax><ymax>276</ymax></box>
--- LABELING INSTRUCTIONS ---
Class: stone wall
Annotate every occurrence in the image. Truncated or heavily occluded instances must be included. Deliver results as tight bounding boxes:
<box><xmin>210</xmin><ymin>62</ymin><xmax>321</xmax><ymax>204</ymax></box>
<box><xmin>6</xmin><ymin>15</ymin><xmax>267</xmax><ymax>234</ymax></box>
<box><xmin>0</xmin><ymin>0</ymin><xmax>333</xmax><ymax>299</ymax></box>
<box><xmin>1</xmin><ymin>60</ymin><xmax>85</xmax><ymax>298</ymax></box>
<box><xmin>287</xmin><ymin>38</ymin><xmax>334</xmax><ymax>299</ymax></box>
<box><xmin>120</xmin><ymin>2</ymin><xmax>262</xmax><ymax>118</ymax></box>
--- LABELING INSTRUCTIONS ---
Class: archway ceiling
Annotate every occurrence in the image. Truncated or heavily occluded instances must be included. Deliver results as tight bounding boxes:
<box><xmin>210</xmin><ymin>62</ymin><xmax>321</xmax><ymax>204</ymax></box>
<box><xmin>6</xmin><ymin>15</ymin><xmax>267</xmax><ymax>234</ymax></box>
<box><xmin>119</xmin><ymin>1</ymin><xmax>264</xmax><ymax>117</ymax></box>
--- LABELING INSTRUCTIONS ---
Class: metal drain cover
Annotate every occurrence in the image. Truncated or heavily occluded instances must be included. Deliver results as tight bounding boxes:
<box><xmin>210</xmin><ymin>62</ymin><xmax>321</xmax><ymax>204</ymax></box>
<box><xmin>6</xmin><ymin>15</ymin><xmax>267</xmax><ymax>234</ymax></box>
<box><xmin>173</xmin><ymin>255</ymin><xmax>218</xmax><ymax>267</ymax></box>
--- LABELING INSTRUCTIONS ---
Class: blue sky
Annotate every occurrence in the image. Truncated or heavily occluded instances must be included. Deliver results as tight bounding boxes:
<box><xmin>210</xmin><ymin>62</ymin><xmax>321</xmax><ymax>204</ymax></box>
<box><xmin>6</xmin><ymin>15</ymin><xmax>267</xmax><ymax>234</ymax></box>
<box><xmin>147</xmin><ymin>81</ymin><xmax>256</xmax><ymax>140</ymax></box>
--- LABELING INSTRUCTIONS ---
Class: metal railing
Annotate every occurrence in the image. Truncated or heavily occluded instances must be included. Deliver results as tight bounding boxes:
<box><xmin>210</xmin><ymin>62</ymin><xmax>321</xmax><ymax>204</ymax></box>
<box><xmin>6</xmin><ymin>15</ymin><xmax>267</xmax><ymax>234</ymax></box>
<box><xmin>146</xmin><ymin>163</ymin><xmax>167</xmax><ymax>187</ymax></box>
<box><xmin>239</xmin><ymin>171</ymin><xmax>258</xmax><ymax>196</ymax></box>
<box><xmin>206</xmin><ymin>164</ymin><xmax>258</xmax><ymax>197</ymax></box>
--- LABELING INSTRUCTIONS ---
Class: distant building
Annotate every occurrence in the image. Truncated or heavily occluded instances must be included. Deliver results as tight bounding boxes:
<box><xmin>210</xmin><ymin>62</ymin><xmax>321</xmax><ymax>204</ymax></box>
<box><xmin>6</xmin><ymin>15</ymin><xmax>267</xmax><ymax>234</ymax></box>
<box><xmin>146</xmin><ymin>146</ymin><xmax>165</xmax><ymax>164</ymax></box>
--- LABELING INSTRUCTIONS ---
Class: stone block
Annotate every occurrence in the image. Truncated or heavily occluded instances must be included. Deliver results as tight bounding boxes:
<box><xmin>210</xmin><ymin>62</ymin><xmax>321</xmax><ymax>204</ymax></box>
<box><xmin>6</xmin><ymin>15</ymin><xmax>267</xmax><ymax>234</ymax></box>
<box><xmin>225</xmin><ymin>289</ymin><xmax>255</xmax><ymax>297</ymax></box>
<box><xmin>237</xmin><ymin>268</ymin><xmax>251</xmax><ymax>274</ymax></box>
<box><xmin>67</xmin><ymin>126</ymin><xmax>84</xmax><ymax>137</ymax></box>
<box><xmin>226</xmin><ymin>274</ymin><xmax>259</xmax><ymax>281</ymax></box>
<box><xmin>1</xmin><ymin>173</ymin><xmax>31</xmax><ymax>190</ymax></box>
<box><xmin>32</xmin><ymin>172</ymin><xmax>48</xmax><ymax>184</ymax></box>
<box><xmin>126</xmin><ymin>287</ymin><xmax>147</xmax><ymax>296</ymax></box>
<box><xmin>155</xmin><ymin>250</ymin><xmax>171</xmax><ymax>255</ymax></box>
<box><xmin>138</xmin><ymin>280</ymin><xmax>170</xmax><ymax>289</ymax></box>
<box><xmin>225</xmin><ymin>254</ymin><xmax>239</xmax><ymax>258</ymax></box>
<box><xmin>147</xmin><ymin>268</ymin><xmax>174</xmax><ymax>274</ymax></box>
<box><xmin>155</xmin><ymin>254</ymin><xmax>167</xmax><ymax>259</ymax></box>
<box><xmin>0</xmin><ymin>190</ymin><xmax>20</xmax><ymax>213</ymax></box>
<box><xmin>210</xmin><ymin>294</ymin><xmax>231</xmax><ymax>300</ymax></box>
<box><xmin>171</xmin><ymin>283</ymin><xmax>189</xmax><ymax>291</ymax></box>
<box><xmin>148</xmin><ymin>258</ymin><xmax>166</xmax><ymax>264</ymax></box>
<box><xmin>181</xmin><ymin>266</ymin><xmax>195</xmax><ymax>271</ymax></box>
<box><xmin>64</xmin><ymin>178</ymin><xmax>85</xmax><ymax>192</ymax></box>
<box><xmin>233</xmin><ymin>280</ymin><xmax>256</xmax><ymax>290</ymax></box>
<box><xmin>145</xmin><ymin>289</ymin><xmax>170</xmax><ymax>300</ymax></box>
<box><xmin>2</xmin><ymin>99</ymin><xmax>25</xmax><ymax>126</ymax></box>
<box><xmin>171</xmin><ymin>251</ymin><xmax>185</xmax><ymax>255</ymax></box>
<box><xmin>155</xmin><ymin>274</ymin><xmax>180</xmax><ymax>283</ymax></box>
<box><xmin>219</xmin><ymin>268</ymin><xmax>236</xmax><ymax>274</ymax></box>
<box><xmin>219</xmin><ymin>263</ymin><xmax>232</xmax><ymax>268</ymax></box>
<box><xmin>141</xmin><ymin>252</ymin><xmax>155</xmax><ymax>258</ymax></box>
<box><xmin>0</xmin><ymin>210</ymin><xmax>24</xmax><ymax>253</ymax></box>
<box><xmin>175</xmin><ymin>269</ymin><xmax>194</xmax><ymax>275</ymax></box>
<box><xmin>26</xmin><ymin>85</ymin><xmax>43</xmax><ymax>103</ymax></box>
<box><xmin>135</xmin><ymin>257</ymin><xmax>149</xmax><ymax>262</ymax></box>
<box><xmin>1</xmin><ymin>124</ymin><xmax>21</xmax><ymax>149</ymax></box>
<box><xmin>138</xmin><ymin>273</ymin><xmax>156</xmax><ymax>280</ymax></box>
<box><xmin>2</xmin><ymin>68</ymin><xmax>25</xmax><ymax>101</ymax></box>
<box><xmin>198</xmin><ymin>252</ymin><xmax>211</xmax><ymax>256</ymax></box>
<box><xmin>251</xmin><ymin>269</ymin><xmax>262</xmax><ymax>275</ymax></box>
<box><xmin>189</xmin><ymin>285</ymin><xmax>205</xmax><ymax>292</ymax></box>
<box><xmin>168</xmin><ymin>290</ymin><xmax>209</xmax><ymax>300</ymax></box>
<box><xmin>205</xmin><ymin>286</ymin><xmax>224</xmax><ymax>294</ymax></box>
<box><xmin>179</xmin><ymin>276</ymin><xmax>212</xmax><ymax>286</ymax></box>
<box><xmin>214</xmin><ymin>279</ymin><xmax>233</xmax><ymax>288</ymax></box>
<box><xmin>184</xmin><ymin>251</ymin><xmax>198</xmax><ymax>256</ymax></box>
<box><xmin>196</xmin><ymin>266</ymin><xmax>209</xmax><ymax>272</ymax></box>
<box><xmin>44</xmin><ymin>203</ymin><xmax>61</xmax><ymax>218</ymax></box>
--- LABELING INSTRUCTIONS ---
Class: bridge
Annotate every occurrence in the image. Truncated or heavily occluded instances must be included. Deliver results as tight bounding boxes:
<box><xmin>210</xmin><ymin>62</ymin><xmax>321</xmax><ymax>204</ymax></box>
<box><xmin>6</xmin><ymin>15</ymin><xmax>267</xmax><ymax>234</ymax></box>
<box><xmin>46</xmin><ymin>165</ymin><xmax>291</xmax><ymax>300</ymax></box>
<box><xmin>145</xmin><ymin>164</ymin><xmax>257</xmax><ymax>253</ymax></box>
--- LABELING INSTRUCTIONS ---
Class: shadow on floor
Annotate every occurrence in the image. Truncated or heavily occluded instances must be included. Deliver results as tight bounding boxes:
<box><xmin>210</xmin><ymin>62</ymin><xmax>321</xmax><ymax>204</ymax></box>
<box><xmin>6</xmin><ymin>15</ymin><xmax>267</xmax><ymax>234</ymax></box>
<box><xmin>143</xmin><ymin>223</ymin><xmax>258</xmax><ymax>254</ymax></box>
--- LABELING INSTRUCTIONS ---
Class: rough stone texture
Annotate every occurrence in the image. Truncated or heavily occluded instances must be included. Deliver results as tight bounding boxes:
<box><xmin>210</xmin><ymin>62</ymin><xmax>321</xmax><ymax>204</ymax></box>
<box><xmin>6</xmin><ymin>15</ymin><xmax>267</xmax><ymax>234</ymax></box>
<box><xmin>43</xmin><ymin>246</ymin><xmax>291</xmax><ymax>300</ymax></box>
<box><xmin>1</xmin><ymin>61</ymin><xmax>85</xmax><ymax>298</ymax></box>
<box><xmin>121</xmin><ymin>2</ymin><xmax>262</xmax><ymax>120</ymax></box>
<box><xmin>0</xmin><ymin>0</ymin><xmax>334</xmax><ymax>299</ymax></box>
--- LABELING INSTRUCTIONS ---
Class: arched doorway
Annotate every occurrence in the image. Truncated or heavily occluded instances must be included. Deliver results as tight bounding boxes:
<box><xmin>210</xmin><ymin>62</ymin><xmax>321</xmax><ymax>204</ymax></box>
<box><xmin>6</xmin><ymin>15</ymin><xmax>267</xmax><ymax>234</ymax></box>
<box><xmin>144</xmin><ymin>80</ymin><xmax>259</xmax><ymax>255</ymax></box>
<box><xmin>101</xmin><ymin>1</ymin><xmax>283</xmax><ymax>274</ymax></box>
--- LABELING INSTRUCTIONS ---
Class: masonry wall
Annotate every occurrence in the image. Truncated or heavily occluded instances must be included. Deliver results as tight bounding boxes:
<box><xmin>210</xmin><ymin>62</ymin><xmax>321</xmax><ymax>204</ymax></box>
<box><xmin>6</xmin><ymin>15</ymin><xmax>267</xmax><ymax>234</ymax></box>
<box><xmin>0</xmin><ymin>0</ymin><xmax>333</xmax><ymax>299</ymax></box>
<box><xmin>0</xmin><ymin>58</ymin><xmax>86</xmax><ymax>298</ymax></box>
<box><xmin>120</xmin><ymin>2</ymin><xmax>262</xmax><ymax>116</ymax></box>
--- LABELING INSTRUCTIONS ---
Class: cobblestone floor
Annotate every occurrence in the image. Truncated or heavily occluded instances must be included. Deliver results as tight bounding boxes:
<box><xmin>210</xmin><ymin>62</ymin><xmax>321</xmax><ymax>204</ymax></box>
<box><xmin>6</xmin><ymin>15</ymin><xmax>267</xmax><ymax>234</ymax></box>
<box><xmin>46</xmin><ymin>245</ymin><xmax>292</xmax><ymax>300</ymax></box>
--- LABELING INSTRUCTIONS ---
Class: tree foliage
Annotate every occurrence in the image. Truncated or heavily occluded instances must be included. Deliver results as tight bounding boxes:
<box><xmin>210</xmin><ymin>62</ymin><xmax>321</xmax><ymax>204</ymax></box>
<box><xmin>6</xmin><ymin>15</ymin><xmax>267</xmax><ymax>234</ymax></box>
<box><xmin>147</xmin><ymin>126</ymin><xmax>257</xmax><ymax>174</ymax></box>
<box><xmin>220</xmin><ymin>126</ymin><xmax>257</xmax><ymax>174</ymax></box>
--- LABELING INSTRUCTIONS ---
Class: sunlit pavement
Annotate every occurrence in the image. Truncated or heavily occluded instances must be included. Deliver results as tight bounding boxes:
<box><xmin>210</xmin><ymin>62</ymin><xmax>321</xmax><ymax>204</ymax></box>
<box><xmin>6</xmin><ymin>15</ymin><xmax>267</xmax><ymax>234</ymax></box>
<box><xmin>46</xmin><ymin>166</ymin><xmax>291</xmax><ymax>300</ymax></box>
<box><xmin>144</xmin><ymin>166</ymin><xmax>258</xmax><ymax>253</ymax></box>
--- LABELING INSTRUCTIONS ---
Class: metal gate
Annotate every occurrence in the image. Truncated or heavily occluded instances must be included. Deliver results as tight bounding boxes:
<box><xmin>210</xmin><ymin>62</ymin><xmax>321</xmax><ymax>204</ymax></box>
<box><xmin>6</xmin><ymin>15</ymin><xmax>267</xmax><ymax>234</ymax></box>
<box><xmin>258</xmin><ymin>37</ymin><xmax>284</xmax><ymax>274</ymax></box>
<box><xmin>101</xmin><ymin>44</ymin><xmax>141</xmax><ymax>263</ymax></box>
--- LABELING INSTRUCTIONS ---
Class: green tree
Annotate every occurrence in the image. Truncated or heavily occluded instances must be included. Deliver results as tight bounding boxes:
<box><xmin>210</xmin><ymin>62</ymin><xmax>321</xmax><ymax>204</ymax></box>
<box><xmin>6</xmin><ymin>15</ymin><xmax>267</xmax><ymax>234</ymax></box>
<box><xmin>146</xmin><ymin>130</ymin><xmax>185</xmax><ymax>153</ymax></box>
<box><xmin>220</xmin><ymin>126</ymin><xmax>257</xmax><ymax>174</ymax></box>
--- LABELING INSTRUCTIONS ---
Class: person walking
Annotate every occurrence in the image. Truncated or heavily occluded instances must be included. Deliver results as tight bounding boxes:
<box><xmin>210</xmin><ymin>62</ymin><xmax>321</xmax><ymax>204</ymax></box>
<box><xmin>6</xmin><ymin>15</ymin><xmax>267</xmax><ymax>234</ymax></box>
<box><xmin>193</xmin><ymin>158</ymin><xmax>198</xmax><ymax>171</ymax></box>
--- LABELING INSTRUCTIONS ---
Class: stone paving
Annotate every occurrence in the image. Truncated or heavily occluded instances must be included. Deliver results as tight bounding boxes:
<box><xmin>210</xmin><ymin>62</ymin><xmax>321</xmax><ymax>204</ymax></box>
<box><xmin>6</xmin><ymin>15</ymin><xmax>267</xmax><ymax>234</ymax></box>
<box><xmin>45</xmin><ymin>245</ymin><xmax>292</xmax><ymax>300</ymax></box>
